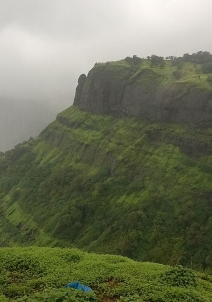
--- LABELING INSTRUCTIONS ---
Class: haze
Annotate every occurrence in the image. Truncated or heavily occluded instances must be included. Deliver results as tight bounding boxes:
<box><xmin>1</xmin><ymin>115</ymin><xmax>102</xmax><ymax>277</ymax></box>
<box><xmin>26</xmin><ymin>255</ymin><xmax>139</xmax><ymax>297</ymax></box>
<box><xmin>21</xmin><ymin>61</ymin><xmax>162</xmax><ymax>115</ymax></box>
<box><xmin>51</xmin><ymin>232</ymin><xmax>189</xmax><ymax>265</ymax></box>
<box><xmin>1</xmin><ymin>0</ymin><xmax>212</xmax><ymax>151</ymax></box>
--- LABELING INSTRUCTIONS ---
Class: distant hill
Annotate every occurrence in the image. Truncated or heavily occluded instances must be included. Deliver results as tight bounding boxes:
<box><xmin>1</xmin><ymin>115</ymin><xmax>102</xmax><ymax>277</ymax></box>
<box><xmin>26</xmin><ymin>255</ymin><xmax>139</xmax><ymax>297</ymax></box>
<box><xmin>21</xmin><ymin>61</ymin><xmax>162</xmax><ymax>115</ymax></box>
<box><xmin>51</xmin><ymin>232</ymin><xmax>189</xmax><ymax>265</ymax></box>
<box><xmin>0</xmin><ymin>97</ymin><xmax>57</xmax><ymax>151</ymax></box>
<box><xmin>1</xmin><ymin>55</ymin><xmax>212</xmax><ymax>270</ymax></box>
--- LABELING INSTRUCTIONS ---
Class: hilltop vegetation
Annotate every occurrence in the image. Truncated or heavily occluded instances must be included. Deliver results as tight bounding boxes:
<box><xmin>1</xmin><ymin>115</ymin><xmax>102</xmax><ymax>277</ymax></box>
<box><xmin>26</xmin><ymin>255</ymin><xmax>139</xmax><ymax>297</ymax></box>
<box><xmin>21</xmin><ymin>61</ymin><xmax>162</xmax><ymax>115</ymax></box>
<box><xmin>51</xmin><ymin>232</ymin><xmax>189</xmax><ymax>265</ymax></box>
<box><xmin>0</xmin><ymin>247</ymin><xmax>212</xmax><ymax>301</ymax></box>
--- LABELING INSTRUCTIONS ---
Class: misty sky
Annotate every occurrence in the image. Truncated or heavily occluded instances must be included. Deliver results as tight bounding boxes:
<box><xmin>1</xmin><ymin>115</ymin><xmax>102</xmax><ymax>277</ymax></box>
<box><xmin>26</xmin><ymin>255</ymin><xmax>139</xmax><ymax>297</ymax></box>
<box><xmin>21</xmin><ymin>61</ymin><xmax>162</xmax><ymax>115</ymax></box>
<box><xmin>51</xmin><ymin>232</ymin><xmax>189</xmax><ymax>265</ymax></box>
<box><xmin>1</xmin><ymin>0</ymin><xmax>212</xmax><ymax>111</ymax></box>
<box><xmin>1</xmin><ymin>0</ymin><xmax>212</xmax><ymax>151</ymax></box>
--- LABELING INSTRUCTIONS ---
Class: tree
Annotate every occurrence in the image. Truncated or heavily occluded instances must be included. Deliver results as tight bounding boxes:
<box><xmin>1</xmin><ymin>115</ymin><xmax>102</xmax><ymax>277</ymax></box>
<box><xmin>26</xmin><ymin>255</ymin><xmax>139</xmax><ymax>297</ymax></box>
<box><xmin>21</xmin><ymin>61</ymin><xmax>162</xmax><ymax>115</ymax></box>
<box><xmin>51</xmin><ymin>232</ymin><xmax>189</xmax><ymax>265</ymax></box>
<box><xmin>202</xmin><ymin>62</ymin><xmax>212</xmax><ymax>73</ymax></box>
<box><xmin>172</xmin><ymin>70</ymin><xmax>182</xmax><ymax>79</ymax></box>
<box><xmin>149</xmin><ymin>55</ymin><xmax>165</xmax><ymax>68</ymax></box>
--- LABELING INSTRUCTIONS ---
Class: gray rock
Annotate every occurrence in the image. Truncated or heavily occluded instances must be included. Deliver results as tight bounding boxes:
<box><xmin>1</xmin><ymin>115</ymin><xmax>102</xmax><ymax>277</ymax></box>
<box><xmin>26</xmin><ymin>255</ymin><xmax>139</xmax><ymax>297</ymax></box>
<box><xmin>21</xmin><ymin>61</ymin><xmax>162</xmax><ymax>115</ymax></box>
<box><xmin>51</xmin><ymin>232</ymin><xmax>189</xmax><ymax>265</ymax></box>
<box><xmin>74</xmin><ymin>63</ymin><xmax>212</xmax><ymax>126</ymax></box>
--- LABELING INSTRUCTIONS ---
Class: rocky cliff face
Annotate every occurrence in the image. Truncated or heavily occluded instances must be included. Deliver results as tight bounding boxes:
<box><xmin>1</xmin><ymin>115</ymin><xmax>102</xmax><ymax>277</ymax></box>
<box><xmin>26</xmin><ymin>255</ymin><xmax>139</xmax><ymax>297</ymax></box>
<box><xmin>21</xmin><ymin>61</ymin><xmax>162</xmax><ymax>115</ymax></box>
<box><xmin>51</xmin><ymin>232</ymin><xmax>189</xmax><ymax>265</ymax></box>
<box><xmin>74</xmin><ymin>60</ymin><xmax>212</xmax><ymax>126</ymax></box>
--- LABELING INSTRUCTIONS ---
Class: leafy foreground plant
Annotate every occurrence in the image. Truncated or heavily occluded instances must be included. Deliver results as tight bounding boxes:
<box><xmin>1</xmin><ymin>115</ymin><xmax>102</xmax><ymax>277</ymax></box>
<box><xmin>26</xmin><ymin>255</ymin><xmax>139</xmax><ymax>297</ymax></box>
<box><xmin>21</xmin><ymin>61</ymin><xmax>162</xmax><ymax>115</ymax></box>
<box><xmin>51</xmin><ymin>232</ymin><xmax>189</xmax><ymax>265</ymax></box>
<box><xmin>17</xmin><ymin>288</ymin><xmax>96</xmax><ymax>302</ymax></box>
<box><xmin>161</xmin><ymin>265</ymin><xmax>197</xmax><ymax>287</ymax></box>
<box><xmin>0</xmin><ymin>247</ymin><xmax>212</xmax><ymax>301</ymax></box>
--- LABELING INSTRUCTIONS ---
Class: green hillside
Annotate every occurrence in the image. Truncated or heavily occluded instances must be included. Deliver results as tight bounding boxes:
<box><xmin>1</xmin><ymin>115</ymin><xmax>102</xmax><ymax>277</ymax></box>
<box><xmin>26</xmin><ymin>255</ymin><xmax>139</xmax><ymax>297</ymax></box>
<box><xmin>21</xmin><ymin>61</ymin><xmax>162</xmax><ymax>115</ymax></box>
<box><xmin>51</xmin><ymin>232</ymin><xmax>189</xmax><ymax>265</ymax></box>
<box><xmin>1</xmin><ymin>103</ymin><xmax>212</xmax><ymax>269</ymax></box>
<box><xmin>0</xmin><ymin>247</ymin><xmax>212</xmax><ymax>301</ymax></box>
<box><xmin>1</xmin><ymin>53</ymin><xmax>212</xmax><ymax>271</ymax></box>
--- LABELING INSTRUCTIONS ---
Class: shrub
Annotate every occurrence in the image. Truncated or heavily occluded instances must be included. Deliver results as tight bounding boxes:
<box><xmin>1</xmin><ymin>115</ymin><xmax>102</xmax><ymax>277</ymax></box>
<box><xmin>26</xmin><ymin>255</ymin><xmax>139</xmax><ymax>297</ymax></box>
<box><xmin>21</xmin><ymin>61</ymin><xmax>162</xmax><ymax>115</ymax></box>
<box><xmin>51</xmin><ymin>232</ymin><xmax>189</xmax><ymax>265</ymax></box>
<box><xmin>161</xmin><ymin>265</ymin><xmax>197</xmax><ymax>287</ymax></box>
<box><xmin>207</xmin><ymin>75</ymin><xmax>212</xmax><ymax>82</ymax></box>
<box><xmin>202</xmin><ymin>62</ymin><xmax>212</xmax><ymax>73</ymax></box>
<box><xmin>172</xmin><ymin>70</ymin><xmax>182</xmax><ymax>79</ymax></box>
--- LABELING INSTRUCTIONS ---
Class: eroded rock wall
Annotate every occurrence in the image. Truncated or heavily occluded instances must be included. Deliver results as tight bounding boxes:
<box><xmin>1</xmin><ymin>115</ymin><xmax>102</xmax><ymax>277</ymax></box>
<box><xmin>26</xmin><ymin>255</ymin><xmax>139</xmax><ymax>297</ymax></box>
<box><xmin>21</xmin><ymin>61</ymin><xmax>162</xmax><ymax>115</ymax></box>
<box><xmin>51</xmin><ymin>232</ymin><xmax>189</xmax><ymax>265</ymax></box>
<box><xmin>74</xmin><ymin>63</ymin><xmax>212</xmax><ymax>125</ymax></box>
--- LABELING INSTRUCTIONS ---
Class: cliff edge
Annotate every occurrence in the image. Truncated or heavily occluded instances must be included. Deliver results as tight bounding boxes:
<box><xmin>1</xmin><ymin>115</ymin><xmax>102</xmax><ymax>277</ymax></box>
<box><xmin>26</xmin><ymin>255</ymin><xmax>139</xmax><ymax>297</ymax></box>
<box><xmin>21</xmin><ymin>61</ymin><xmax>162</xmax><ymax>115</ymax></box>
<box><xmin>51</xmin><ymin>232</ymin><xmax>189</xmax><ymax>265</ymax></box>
<box><xmin>74</xmin><ymin>58</ymin><xmax>212</xmax><ymax>125</ymax></box>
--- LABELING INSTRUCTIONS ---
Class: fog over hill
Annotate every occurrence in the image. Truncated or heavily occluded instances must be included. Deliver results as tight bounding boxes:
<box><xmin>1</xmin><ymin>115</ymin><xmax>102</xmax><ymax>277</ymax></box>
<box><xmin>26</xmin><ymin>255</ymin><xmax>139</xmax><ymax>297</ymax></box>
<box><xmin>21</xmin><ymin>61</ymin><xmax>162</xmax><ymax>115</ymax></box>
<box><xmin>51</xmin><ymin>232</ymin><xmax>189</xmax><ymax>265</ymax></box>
<box><xmin>0</xmin><ymin>97</ymin><xmax>57</xmax><ymax>152</ymax></box>
<box><xmin>1</xmin><ymin>0</ymin><xmax>212</xmax><ymax>151</ymax></box>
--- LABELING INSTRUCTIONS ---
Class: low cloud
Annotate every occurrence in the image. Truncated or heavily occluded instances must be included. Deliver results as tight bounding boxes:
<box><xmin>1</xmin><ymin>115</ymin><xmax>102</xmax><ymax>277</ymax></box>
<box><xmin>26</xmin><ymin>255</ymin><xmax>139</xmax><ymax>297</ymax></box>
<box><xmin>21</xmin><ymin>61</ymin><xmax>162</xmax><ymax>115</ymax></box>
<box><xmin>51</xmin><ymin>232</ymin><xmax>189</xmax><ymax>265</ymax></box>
<box><xmin>0</xmin><ymin>0</ymin><xmax>212</xmax><ymax>150</ymax></box>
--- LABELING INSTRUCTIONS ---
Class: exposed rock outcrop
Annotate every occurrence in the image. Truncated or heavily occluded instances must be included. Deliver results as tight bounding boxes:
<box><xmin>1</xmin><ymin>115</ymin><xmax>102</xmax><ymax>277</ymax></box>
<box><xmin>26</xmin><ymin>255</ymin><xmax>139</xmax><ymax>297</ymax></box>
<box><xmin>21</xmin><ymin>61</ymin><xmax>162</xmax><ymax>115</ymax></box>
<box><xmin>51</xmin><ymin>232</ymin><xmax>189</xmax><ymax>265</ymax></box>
<box><xmin>74</xmin><ymin>74</ymin><xmax>87</xmax><ymax>106</ymax></box>
<box><xmin>74</xmin><ymin>61</ymin><xmax>212</xmax><ymax>126</ymax></box>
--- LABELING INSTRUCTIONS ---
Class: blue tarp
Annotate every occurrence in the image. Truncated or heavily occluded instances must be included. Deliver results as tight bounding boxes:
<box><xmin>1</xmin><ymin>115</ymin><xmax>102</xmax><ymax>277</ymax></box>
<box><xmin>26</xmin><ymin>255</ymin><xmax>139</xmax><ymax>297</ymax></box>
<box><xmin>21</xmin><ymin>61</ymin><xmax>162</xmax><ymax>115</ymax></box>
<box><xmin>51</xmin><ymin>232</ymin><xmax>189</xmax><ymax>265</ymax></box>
<box><xmin>64</xmin><ymin>281</ymin><xmax>93</xmax><ymax>292</ymax></box>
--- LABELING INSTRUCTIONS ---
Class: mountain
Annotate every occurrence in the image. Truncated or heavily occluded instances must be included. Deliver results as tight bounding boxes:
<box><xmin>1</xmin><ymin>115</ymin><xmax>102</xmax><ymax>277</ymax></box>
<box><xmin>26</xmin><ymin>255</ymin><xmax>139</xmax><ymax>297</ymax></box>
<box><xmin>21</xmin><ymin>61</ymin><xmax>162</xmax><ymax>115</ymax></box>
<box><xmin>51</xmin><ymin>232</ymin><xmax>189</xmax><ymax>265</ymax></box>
<box><xmin>0</xmin><ymin>97</ymin><xmax>57</xmax><ymax>152</ymax></box>
<box><xmin>1</xmin><ymin>55</ymin><xmax>212</xmax><ymax>270</ymax></box>
<box><xmin>74</xmin><ymin>56</ymin><xmax>212</xmax><ymax>125</ymax></box>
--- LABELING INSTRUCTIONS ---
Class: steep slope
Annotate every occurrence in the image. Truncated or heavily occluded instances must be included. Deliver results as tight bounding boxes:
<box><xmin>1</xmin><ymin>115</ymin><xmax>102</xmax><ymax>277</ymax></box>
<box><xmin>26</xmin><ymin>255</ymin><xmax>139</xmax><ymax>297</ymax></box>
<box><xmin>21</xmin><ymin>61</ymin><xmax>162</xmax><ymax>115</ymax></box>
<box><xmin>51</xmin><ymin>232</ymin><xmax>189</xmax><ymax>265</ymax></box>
<box><xmin>74</xmin><ymin>58</ymin><xmax>212</xmax><ymax>125</ymax></box>
<box><xmin>1</xmin><ymin>105</ymin><xmax>212</xmax><ymax>270</ymax></box>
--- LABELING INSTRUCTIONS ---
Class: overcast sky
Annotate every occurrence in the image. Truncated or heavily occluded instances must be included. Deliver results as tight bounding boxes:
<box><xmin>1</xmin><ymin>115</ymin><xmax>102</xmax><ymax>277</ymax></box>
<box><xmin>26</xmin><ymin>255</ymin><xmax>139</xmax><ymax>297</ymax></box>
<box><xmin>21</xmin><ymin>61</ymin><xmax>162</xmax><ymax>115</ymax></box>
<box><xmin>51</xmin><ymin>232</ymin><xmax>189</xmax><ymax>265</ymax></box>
<box><xmin>1</xmin><ymin>0</ymin><xmax>212</xmax><ymax>112</ymax></box>
<box><xmin>0</xmin><ymin>0</ymin><xmax>211</xmax><ymax>152</ymax></box>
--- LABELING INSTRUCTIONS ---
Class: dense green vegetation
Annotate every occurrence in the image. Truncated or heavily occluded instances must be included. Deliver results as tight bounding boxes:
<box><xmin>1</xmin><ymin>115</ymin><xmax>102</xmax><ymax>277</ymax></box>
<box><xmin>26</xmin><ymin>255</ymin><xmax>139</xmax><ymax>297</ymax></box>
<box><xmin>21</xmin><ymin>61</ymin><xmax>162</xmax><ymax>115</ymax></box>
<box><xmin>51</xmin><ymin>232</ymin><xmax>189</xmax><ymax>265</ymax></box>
<box><xmin>1</xmin><ymin>104</ymin><xmax>212</xmax><ymax>270</ymax></box>
<box><xmin>95</xmin><ymin>52</ymin><xmax>212</xmax><ymax>91</ymax></box>
<box><xmin>149</xmin><ymin>51</ymin><xmax>212</xmax><ymax>73</ymax></box>
<box><xmin>0</xmin><ymin>247</ymin><xmax>212</xmax><ymax>301</ymax></box>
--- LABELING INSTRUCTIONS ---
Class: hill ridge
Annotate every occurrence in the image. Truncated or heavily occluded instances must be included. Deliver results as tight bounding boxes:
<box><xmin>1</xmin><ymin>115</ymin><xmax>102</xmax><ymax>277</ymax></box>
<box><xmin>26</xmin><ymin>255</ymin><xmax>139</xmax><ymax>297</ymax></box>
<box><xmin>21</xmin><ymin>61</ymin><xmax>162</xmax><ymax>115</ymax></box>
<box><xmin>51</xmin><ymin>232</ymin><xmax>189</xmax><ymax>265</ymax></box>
<box><xmin>1</xmin><ymin>56</ymin><xmax>212</xmax><ymax>270</ymax></box>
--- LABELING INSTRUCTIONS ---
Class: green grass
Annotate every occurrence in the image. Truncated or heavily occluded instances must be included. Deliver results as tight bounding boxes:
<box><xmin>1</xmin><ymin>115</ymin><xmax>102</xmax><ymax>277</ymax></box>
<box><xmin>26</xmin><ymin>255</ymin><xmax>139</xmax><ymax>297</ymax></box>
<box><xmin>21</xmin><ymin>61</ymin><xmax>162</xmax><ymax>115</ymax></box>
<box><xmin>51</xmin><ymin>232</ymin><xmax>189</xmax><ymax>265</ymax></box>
<box><xmin>0</xmin><ymin>247</ymin><xmax>212</xmax><ymax>301</ymax></box>
<box><xmin>93</xmin><ymin>58</ymin><xmax>212</xmax><ymax>90</ymax></box>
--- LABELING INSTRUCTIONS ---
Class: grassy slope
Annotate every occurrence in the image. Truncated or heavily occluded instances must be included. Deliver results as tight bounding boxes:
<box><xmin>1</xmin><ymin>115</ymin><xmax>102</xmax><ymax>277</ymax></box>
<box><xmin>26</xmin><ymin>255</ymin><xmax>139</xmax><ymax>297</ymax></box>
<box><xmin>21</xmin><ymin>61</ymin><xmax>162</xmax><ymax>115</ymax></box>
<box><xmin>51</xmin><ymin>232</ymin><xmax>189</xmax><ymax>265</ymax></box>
<box><xmin>0</xmin><ymin>247</ymin><xmax>212</xmax><ymax>301</ymax></box>
<box><xmin>95</xmin><ymin>58</ymin><xmax>212</xmax><ymax>90</ymax></box>
<box><xmin>1</xmin><ymin>105</ymin><xmax>212</xmax><ymax>270</ymax></box>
